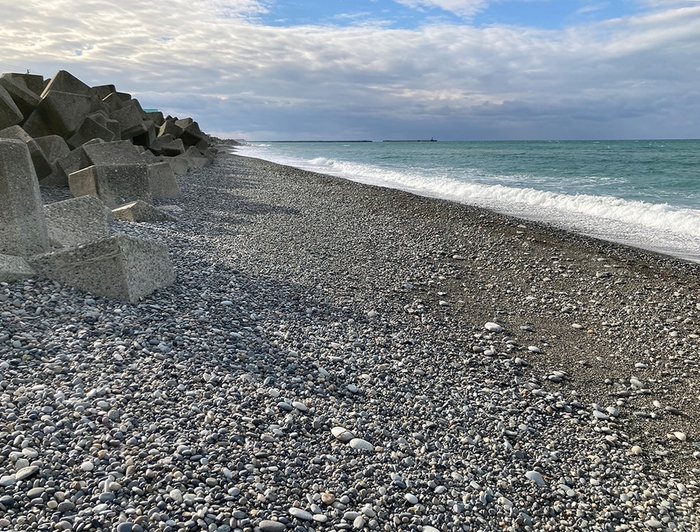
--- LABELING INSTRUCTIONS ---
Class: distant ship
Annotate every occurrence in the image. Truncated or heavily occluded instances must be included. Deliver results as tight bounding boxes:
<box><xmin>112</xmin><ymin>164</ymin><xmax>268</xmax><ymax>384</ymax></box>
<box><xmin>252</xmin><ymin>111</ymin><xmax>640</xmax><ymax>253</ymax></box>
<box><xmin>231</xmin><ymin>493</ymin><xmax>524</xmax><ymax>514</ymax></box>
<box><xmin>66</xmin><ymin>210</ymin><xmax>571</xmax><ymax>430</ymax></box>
<box><xmin>383</xmin><ymin>137</ymin><xmax>437</xmax><ymax>142</ymax></box>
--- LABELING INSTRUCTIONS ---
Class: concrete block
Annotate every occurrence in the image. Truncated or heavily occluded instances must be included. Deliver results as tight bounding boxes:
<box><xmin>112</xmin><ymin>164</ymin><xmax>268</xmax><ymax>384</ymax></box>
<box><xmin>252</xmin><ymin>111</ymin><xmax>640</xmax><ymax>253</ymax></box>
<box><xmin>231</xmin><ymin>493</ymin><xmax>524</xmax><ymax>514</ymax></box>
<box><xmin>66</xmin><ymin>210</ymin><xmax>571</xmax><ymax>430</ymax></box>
<box><xmin>161</xmin><ymin>138</ymin><xmax>185</xmax><ymax>156</ymax></box>
<box><xmin>175</xmin><ymin>118</ymin><xmax>193</xmax><ymax>129</ymax></box>
<box><xmin>92</xmin><ymin>84</ymin><xmax>116</xmax><ymax>100</ymax></box>
<box><xmin>0</xmin><ymin>254</ymin><xmax>35</xmax><ymax>282</ymax></box>
<box><xmin>158</xmin><ymin>120</ymin><xmax>183</xmax><ymax>139</ymax></box>
<box><xmin>180</xmin><ymin>121</ymin><xmax>205</xmax><ymax>147</ymax></box>
<box><xmin>195</xmin><ymin>137</ymin><xmax>210</xmax><ymax>154</ymax></box>
<box><xmin>41</xmin><ymin>70</ymin><xmax>92</xmax><ymax>97</ymax></box>
<box><xmin>34</xmin><ymin>135</ymin><xmax>70</xmax><ymax>163</ymax></box>
<box><xmin>0</xmin><ymin>77</ymin><xmax>40</xmax><ymax>117</ymax></box>
<box><xmin>148</xmin><ymin>161</ymin><xmax>180</xmax><ymax>199</ymax></box>
<box><xmin>133</xmin><ymin>120</ymin><xmax>156</xmax><ymax>148</ymax></box>
<box><xmin>44</xmin><ymin>195</ymin><xmax>111</xmax><ymax>248</ymax></box>
<box><xmin>163</xmin><ymin>156</ymin><xmax>189</xmax><ymax>176</ymax></box>
<box><xmin>112</xmin><ymin>200</ymin><xmax>176</xmax><ymax>222</ymax></box>
<box><xmin>41</xmin><ymin>141</ymin><xmax>98</xmax><ymax>187</ymax></box>
<box><xmin>0</xmin><ymin>84</ymin><xmax>23</xmax><ymax>129</ymax></box>
<box><xmin>67</xmin><ymin>115</ymin><xmax>116</xmax><ymax>149</ymax></box>
<box><xmin>180</xmin><ymin>146</ymin><xmax>209</xmax><ymax>169</ymax></box>
<box><xmin>1</xmin><ymin>73</ymin><xmax>45</xmax><ymax>96</ymax></box>
<box><xmin>105</xmin><ymin>118</ymin><xmax>121</xmax><ymax>140</ymax></box>
<box><xmin>112</xmin><ymin>101</ymin><xmax>147</xmax><ymax>139</ymax></box>
<box><xmin>149</xmin><ymin>134</ymin><xmax>174</xmax><ymax>156</ymax></box>
<box><xmin>83</xmin><ymin>140</ymin><xmax>143</xmax><ymax>166</ymax></box>
<box><xmin>0</xmin><ymin>139</ymin><xmax>50</xmax><ymax>256</ymax></box>
<box><xmin>0</xmin><ymin>125</ymin><xmax>53</xmax><ymax>179</ymax></box>
<box><xmin>69</xmin><ymin>163</ymin><xmax>151</xmax><ymax>208</ymax></box>
<box><xmin>102</xmin><ymin>92</ymin><xmax>124</xmax><ymax>114</ymax></box>
<box><xmin>28</xmin><ymin>233</ymin><xmax>175</xmax><ymax>302</ymax></box>
<box><xmin>145</xmin><ymin>111</ymin><xmax>164</xmax><ymax>127</ymax></box>
<box><xmin>23</xmin><ymin>90</ymin><xmax>93</xmax><ymax>139</ymax></box>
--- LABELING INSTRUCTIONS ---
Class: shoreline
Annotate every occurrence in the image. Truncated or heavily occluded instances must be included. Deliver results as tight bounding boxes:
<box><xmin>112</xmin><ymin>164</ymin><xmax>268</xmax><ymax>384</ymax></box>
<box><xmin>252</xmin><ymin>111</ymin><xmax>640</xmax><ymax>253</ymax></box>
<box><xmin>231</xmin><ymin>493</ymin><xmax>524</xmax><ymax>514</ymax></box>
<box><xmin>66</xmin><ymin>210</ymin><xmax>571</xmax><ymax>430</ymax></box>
<box><xmin>235</xmin><ymin>142</ymin><xmax>700</xmax><ymax>266</ymax></box>
<box><xmin>2</xmin><ymin>150</ymin><xmax>698</xmax><ymax>530</ymax></box>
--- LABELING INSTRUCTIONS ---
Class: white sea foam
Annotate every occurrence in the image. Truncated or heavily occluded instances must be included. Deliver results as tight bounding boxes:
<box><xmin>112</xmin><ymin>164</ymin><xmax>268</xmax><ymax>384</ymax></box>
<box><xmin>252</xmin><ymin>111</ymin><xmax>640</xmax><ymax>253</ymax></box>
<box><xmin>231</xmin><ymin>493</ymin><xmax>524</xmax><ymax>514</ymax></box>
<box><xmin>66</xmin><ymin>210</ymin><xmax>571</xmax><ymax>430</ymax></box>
<box><xmin>239</xmin><ymin>145</ymin><xmax>700</xmax><ymax>262</ymax></box>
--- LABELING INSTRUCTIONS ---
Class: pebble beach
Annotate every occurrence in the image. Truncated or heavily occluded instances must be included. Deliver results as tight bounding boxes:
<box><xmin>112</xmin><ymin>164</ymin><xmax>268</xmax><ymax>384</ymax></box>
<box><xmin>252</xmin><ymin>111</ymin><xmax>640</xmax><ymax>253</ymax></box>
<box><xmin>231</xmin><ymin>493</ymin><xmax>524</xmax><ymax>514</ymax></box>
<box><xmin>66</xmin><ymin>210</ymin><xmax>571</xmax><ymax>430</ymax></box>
<box><xmin>1</xmin><ymin>149</ymin><xmax>699</xmax><ymax>531</ymax></box>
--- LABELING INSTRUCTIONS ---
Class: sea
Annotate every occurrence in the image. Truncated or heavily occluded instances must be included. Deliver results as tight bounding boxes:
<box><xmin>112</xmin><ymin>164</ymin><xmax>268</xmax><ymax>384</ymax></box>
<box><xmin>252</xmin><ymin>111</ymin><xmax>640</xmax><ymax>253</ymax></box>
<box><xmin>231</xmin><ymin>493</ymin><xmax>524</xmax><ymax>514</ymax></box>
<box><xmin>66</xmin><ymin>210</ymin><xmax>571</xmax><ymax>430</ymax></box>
<box><xmin>237</xmin><ymin>140</ymin><xmax>700</xmax><ymax>264</ymax></box>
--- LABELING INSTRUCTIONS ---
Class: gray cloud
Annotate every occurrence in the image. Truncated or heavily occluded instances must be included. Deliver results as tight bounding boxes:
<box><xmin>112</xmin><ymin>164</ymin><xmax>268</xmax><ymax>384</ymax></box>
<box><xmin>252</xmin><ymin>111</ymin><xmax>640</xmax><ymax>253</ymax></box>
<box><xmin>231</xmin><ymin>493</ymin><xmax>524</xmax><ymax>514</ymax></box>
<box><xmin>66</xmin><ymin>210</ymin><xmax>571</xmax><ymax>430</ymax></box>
<box><xmin>0</xmin><ymin>0</ymin><xmax>698</xmax><ymax>140</ymax></box>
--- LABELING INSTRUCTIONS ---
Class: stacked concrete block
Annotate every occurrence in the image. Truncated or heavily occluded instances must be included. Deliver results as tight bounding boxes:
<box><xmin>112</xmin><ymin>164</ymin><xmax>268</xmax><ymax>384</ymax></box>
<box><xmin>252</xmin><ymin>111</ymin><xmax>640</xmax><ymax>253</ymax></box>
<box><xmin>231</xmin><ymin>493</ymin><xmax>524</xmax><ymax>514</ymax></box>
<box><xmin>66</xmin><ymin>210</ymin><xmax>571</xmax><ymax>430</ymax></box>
<box><xmin>0</xmin><ymin>85</ymin><xmax>24</xmax><ymax>129</ymax></box>
<box><xmin>0</xmin><ymin>139</ymin><xmax>50</xmax><ymax>256</ymax></box>
<box><xmin>69</xmin><ymin>163</ymin><xmax>152</xmax><ymax>208</ymax></box>
<box><xmin>83</xmin><ymin>140</ymin><xmax>143</xmax><ymax>165</ymax></box>
<box><xmin>28</xmin><ymin>233</ymin><xmax>175</xmax><ymax>302</ymax></box>
<box><xmin>0</xmin><ymin>67</ymin><xmax>224</xmax><ymax>300</ymax></box>
<box><xmin>1</xmin><ymin>73</ymin><xmax>45</xmax><ymax>96</ymax></box>
<box><xmin>148</xmin><ymin>161</ymin><xmax>180</xmax><ymax>199</ymax></box>
<box><xmin>34</xmin><ymin>135</ymin><xmax>70</xmax><ymax>164</ymax></box>
<box><xmin>23</xmin><ymin>90</ymin><xmax>93</xmax><ymax>138</ymax></box>
<box><xmin>0</xmin><ymin>76</ymin><xmax>41</xmax><ymax>117</ymax></box>
<box><xmin>0</xmin><ymin>125</ymin><xmax>53</xmax><ymax>179</ymax></box>
<box><xmin>0</xmin><ymin>253</ymin><xmax>35</xmax><ymax>282</ymax></box>
<box><xmin>44</xmin><ymin>195</ymin><xmax>111</xmax><ymax>248</ymax></box>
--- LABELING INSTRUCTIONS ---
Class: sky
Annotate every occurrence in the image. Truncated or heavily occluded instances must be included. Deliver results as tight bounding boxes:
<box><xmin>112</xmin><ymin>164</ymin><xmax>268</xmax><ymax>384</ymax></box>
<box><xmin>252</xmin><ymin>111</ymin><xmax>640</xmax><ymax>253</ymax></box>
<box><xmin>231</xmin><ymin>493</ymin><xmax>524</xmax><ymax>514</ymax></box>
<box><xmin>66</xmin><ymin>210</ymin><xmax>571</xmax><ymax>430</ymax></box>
<box><xmin>0</xmin><ymin>0</ymin><xmax>699</xmax><ymax>141</ymax></box>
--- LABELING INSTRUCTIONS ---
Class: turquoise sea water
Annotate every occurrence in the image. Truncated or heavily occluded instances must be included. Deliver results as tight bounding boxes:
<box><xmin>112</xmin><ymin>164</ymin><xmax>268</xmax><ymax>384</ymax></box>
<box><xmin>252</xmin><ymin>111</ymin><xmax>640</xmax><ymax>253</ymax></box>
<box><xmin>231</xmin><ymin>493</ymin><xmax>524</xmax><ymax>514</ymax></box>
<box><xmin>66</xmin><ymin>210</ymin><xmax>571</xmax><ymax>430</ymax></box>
<box><xmin>238</xmin><ymin>140</ymin><xmax>700</xmax><ymax>263</ymax></box>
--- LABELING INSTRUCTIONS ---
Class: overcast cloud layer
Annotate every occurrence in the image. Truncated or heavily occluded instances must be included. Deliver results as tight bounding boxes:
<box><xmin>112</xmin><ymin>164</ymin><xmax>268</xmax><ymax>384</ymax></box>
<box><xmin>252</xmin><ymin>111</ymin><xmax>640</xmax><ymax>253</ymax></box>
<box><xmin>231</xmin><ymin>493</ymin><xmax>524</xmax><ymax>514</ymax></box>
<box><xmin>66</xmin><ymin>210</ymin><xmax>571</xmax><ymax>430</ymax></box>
<box><xmin>0</xmin><ymin>0</ymin><xmax>699</xmax><ymax>140</ymax></box>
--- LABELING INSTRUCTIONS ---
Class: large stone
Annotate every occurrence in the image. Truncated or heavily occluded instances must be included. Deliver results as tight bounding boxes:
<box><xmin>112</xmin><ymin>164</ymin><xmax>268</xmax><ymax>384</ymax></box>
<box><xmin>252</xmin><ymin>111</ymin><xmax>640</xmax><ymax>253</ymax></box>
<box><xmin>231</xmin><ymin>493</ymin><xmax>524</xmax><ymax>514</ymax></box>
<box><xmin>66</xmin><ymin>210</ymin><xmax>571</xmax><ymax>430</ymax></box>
<box><xmin>69</xmin><ymin>163</ymin><xmax>151</xmax><ymax>208</ymax></box>
<box><xmin>83</xmin><ymin>140</ymin><xmax>143</xmax><ymax>166</ymax></box>
<box><xmin>112</xmin><ymin>200</ymin><xmax>176</xmax><ymax>222</ymax></box>
<box><xmin>41</xmin><ymin>70</ymin><xmax>92</xmax><ymax>97</ymax></box>
<box><xmin>180</xmin><ymin>121</ymin><xmax>204</xmax><ymax>146</ymax></box>
<box><xmin>34</xmin><ymin>135</ymin><xmax>70</xmax><ymax>163</ymax></box>
<box><xmin>44</xmin><ymin>196</ymin><xmax>111</xmax><ymax>248</ymax></box>
<box><xmin>41</xmin><ymin>141</ymin><xmax>98</xmax><ymax>187</ymax></box>
<box><xmin>67</xmin><ymin>115</ymin><xmax>116</xmax><ymax>149</ymax></box>
<box><xmin>0</xmin><ymin>254</ymin><xmax>35</xmax><ymax>282</ymax></box>
<box><xmin>158</xmin><ymin>120</ymin><xmax>183</xmax><ymax>139</ymax></box>
<box><xmin>148</xmin><ymin>161</ymin><xmax>180</xmax><ymax>199</ymax></box>
<box><xmin>179</xmin><ymin>146</ymin><xmax>209</xmax><ymax>169</ymax></box>
<box><xmin>1</xmin><ymin>73</ymin><xmax>45</xmax><ymax>96</ymax></box>
<box><xmin>92</xmin><ymin>84</ymin><xmax>116</xmax><ymax>100</ymax></box>
<box><xmin>0</xmin><ymin>77</ymin><xmax>40</xmax><ymax>117</ymax></box>
<box><xmin>161</xmin><ymin>138</ymin><xmax>185</xmax><ymax>156</ymax></box>
<box><xmin>102</xmin><ymin>92</ymin><xmax>124</xmax><ymax>114</ymax></box>
<box><xmin>0</xmin><ymin>125</ymin><xmax>53</xmax><ymax>179</ymax></box>
<box><xmin>0</xmin><ymin>84</ymin><xmax>23</xmax><ymax>129</ymax></box>
<box><xmin>133</xmin><ymin>120</ymin><xmax>156</xmax><ymax>148</ymax></box>
<box><xmin>149</xmin><ymin>134</ymin><xmax>175</xmax><ymax>156</ymax></box>
<box><xmin>145</xmin><ymin>111</ymin><xmax>164</xmax><ymax>127</ymax></box>
<box><xmin>28</xmin><ymin>233</ymin><xmax>175</xmax><ymax>302</ymax></box>
<box><xmin>163</xmin><ymin>156</ymin><xmax>189</xmax><ymax>176</ymax></box>
<box><xmin>112</xmin><ymin>101</ymin><xmax>147</xmax><ymax>139</ymax></box>
<box><xmin>0</xmin><ymin>139</ymin><xmax>50</xmax><ymax>256</ymax></box>
<box><xmin>23</xmin><ymin>90</ymin><xmax>93</xmax><ymax>138</ymax></box>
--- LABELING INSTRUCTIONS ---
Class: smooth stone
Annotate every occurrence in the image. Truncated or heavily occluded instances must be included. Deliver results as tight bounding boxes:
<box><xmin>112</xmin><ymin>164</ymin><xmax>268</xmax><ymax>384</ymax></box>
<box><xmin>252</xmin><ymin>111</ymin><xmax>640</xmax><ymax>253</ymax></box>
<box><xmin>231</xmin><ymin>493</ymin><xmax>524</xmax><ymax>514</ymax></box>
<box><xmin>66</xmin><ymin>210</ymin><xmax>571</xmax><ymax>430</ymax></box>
<box><xmin>0</xmin><ymin>475</ymin><xmax>15</xmax><ymax>487</ymax></box>
<box><xmin>353</xmin><ymin>516</ymin><xmax>366</xmax><ymax>529</ymax></box>
<box><xmin>528</xmin><ymin>346</ymin><xmax>542</xmax><ymax>353</ymax></box>
<box><xmin>80</xmin><ymin>461</ymin><xmax>95</xmax><ymax>472</ymax></box>
<box><xmin>258</xmin><ymin>521</ymin><xmax>286</xmax><ymax>532</ymax></box>
<box><xmin>288</xmin><ymin>507</ymin><xmax>313</xmax><ymax>521</ymax></box>
<box><xmin>116</xmin><ymin>524</ymin><xmax>133</xmax><ymax>532</ymax></box>
<box><xmin>331</xmin><ymin>427</ymin><xmax>354</xmax><ymax>443</ymax></box>
<box><xmin>404</xmin><ymin>493</ymin><xmax>418</xmax><ymax>504</ymax></box>
<box><xmin>15</xmin><ymin>465</ymin><xmax>39</xmax><ymax>481</ymax></box>
<box><xmin>644</xmin><ymin>519</ymin><xmax>663</xmax><ymax>529</ymax></box>
<box><xmin>349</xmin><ymin>438</ymin><xmax>374</xmax><ymax>451</ymax></box>
<box><xmin>525</xmin><ymin>471</ymin><xmax>546</xmax><ymax>486</ymax></box>
<box><xmin>292</xmin><ymin>401</ymin><xmax>308</xmax><ymax>412</ymax></box>
<box><xmin>321</xmin><ymin>493</ymin><xmax>335</xmax><ymax>505</ymax></box>
<box><xmin>347</xmin><ymin>384</ymin><xmax>358</xmax><ymax>393</ymax></box>
<box><xmin>593</xmin><ymin>410</ymin><xmax>609</xmax><ymax>421</ymax></box>
<box><xmin>484</xmin><ymin>322</ymin><xmax>503</xmax><ymax>333</ymax></box>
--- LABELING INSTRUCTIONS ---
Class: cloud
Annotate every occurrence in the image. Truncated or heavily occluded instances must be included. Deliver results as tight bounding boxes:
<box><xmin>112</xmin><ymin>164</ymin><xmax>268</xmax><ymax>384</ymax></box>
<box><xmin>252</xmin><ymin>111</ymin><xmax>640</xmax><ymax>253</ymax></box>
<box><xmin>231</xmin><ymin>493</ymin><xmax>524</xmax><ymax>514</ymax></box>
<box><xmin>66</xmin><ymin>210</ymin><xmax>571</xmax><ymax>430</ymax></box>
<box><xmin>0</xmin><ymin>1</ymin><xmax>698</xmax><ymax>140</ymax></box>
<box><xmin>392</xmin><ymin>0</ymin><xmax>491</xmax><ymax>18</ymax></box>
